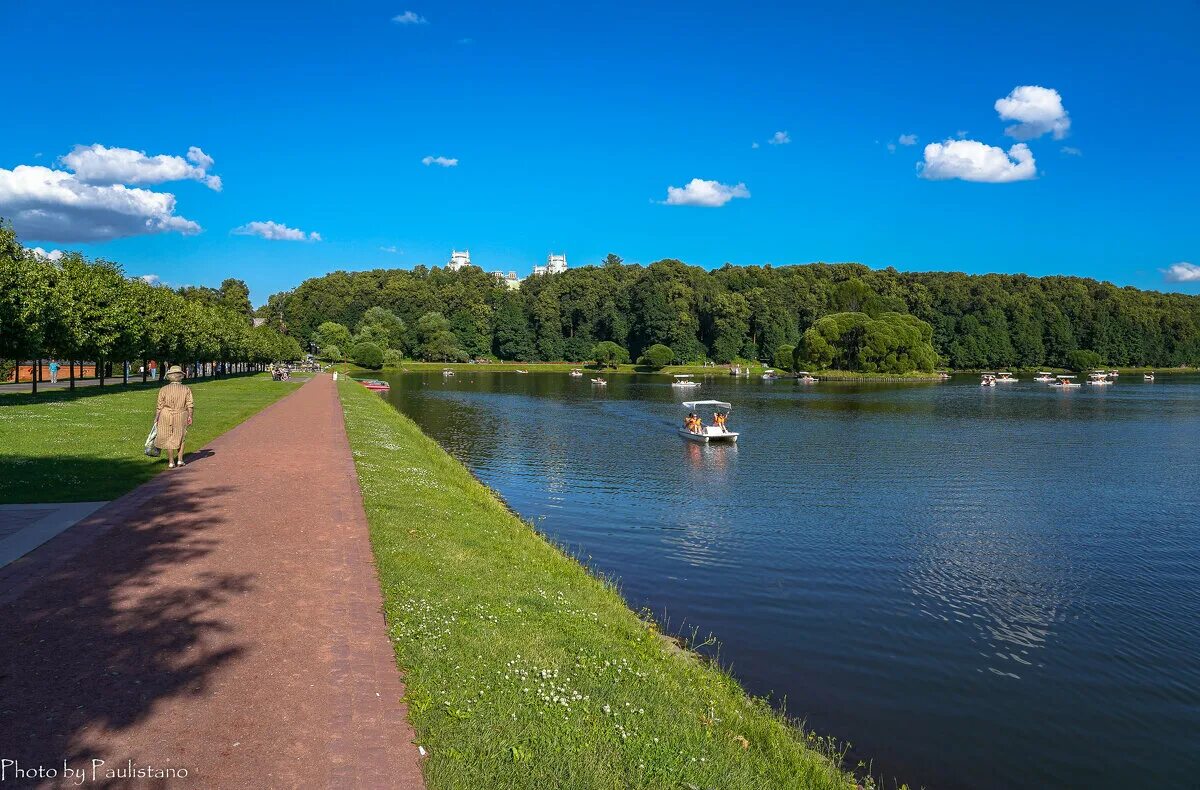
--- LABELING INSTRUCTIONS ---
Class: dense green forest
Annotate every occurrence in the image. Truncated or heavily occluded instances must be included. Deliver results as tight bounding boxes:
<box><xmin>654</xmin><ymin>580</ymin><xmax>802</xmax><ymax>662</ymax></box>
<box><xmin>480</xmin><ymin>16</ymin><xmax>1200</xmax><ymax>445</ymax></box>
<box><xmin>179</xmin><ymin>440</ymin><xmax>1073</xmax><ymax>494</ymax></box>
<box><xmin>264</xmin><ymin>255</ymin><xmax>1200</xmax><ymax>371</ymax></box>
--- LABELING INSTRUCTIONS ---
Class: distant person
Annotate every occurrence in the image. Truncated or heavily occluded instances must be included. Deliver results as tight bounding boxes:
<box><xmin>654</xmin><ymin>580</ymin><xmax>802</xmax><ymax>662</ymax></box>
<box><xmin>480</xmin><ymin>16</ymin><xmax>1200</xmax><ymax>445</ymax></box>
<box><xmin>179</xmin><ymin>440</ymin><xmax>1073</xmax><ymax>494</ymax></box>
<box><xmin>154</xmin><ymin>365</ymin><xmax>194</xmax><ymax>469</ymax></box>
<box><xmin>48</xmin><ymin>359</ymin><xmax>59</xmax><ymax>384</ymax></box>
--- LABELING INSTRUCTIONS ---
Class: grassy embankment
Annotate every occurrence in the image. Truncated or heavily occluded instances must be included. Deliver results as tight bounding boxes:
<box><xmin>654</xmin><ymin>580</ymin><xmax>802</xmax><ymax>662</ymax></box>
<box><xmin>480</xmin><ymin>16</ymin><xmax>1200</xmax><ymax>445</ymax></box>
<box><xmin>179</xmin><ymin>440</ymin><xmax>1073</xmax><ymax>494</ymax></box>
<box><xmin>338</xmin><ymin>378</ymin><xmax>873</xmax><ymax>790</ymax></box>
<box><xmin>0</xmin><ymin>374</ymin><xmax>301</xmax><ymax>504</ymax></box>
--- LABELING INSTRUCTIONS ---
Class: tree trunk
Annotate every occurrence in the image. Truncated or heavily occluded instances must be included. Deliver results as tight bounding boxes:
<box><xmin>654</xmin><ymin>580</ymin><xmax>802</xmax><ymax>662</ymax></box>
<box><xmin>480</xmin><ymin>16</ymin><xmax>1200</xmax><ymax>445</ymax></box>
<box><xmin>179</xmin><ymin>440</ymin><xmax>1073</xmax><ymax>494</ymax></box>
<box><xmin>70</xmin><ymin>360</ymin><xmax>76</xmax><ymax>390</ymax></box>
<box><xmin>99</xmin><ymin>359</ymin><xmax>105</xmax><ymax>387</ymax></box>
<box><xmin>142</xmin><ymin>359</ymin><xmax>148</xmax><ymax>384</ymax></box>
<box><xmin>123</xmin><ymin>360</ymin><xmax>129</xmax><ymax>385</ymax></box>
<box><xmin>32</xmin><ymin>359</ymin><xmax>38</xmax><ymax>394</ymax></box>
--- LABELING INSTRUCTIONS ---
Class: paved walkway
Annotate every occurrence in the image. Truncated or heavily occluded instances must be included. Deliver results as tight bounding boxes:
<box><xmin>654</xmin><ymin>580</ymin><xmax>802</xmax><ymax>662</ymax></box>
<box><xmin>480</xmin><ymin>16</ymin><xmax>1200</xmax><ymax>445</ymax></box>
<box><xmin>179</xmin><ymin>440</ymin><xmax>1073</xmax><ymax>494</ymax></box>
<box><xmin>0</xmin><ymin>375</ymin><xmax>424</xmax><ymax>788</ymax></box>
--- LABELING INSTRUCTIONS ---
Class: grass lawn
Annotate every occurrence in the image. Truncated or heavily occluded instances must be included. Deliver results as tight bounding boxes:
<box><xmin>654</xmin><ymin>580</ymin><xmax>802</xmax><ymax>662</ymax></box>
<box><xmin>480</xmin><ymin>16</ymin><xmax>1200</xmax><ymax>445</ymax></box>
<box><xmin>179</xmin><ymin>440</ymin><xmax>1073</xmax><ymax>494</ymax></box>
<box><xmin>338</xmin><ymin>378</ymin><xmax>868</xmax><ymax>790</ymax></box>
<box><xmin>0</xmin><ymin>374</ymin><xmax>302</xmax><ymax>504</ymax></box>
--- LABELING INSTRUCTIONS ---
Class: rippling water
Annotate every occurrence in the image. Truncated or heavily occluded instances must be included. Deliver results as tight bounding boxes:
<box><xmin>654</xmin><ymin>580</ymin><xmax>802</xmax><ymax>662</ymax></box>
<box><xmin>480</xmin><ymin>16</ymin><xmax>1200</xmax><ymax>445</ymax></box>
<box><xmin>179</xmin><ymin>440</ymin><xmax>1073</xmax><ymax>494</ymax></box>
<box><xmin>378</xmin><ymin>371</ymin><xmax>1200</xmax><ymax>789</ymax></box>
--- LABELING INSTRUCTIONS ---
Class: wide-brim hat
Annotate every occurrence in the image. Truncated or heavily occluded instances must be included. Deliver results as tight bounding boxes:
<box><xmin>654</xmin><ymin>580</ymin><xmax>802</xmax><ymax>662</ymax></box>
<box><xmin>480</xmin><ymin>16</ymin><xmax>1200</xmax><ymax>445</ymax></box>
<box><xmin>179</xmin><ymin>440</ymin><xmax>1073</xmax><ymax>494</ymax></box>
<box><xmin>165</xmin><ymin>365</ymin><xmax>185</xmax><ymax>377</ymax></box>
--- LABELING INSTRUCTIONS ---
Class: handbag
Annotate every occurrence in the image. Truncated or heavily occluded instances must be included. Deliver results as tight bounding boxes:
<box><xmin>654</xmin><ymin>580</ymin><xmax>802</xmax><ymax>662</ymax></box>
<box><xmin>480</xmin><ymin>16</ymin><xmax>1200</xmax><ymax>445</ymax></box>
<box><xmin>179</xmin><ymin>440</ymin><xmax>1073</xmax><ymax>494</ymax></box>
<box><xmin>144</xmin><ymin>419</ymin><xmax>161</xmax><ymax>457</ymax></box>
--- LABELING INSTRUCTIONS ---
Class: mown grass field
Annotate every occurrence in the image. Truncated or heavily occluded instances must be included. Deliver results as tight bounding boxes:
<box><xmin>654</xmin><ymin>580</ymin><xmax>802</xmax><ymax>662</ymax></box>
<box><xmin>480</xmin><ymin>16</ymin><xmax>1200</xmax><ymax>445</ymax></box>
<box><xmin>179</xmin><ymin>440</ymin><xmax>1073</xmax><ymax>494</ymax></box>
<box><xmin>338</xmin><ymin>378</ymin><xmax>870</xmax><ymax>790</ymax></box>
<box><xmin>0</xmin><ymin>374</ymin><xmax>301</xmax><ymax>503</ymax></box>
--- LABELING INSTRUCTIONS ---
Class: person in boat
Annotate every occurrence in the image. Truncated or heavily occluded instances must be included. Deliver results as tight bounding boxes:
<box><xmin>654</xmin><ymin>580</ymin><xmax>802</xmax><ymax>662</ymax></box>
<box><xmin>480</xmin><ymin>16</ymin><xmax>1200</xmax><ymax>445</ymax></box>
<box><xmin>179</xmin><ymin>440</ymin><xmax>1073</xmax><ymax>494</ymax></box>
<box><xmin>684</xmin><ymin>412</ymin><xmax>701</xmax><ymax>433</ymax></box>
<box><xmin>712</xmin><ymin>411</ymin><xmax>727</xmax><ymax>432</ymax></box>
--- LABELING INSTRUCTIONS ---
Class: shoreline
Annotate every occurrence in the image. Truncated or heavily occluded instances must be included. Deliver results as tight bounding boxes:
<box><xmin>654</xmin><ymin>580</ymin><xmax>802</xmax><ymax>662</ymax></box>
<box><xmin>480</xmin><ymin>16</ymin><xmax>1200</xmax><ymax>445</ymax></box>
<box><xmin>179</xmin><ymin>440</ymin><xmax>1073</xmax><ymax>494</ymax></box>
<box><xmin>336</xmin><ymin>378</ymin><xmax>883</xmax><ymax>789</ymax></box>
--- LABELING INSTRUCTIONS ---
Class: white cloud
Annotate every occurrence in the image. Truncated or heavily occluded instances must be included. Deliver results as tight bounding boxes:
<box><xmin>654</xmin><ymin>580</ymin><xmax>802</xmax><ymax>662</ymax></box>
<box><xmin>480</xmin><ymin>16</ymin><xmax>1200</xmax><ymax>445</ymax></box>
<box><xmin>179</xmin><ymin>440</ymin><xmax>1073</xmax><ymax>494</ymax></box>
<box><xmin>0</xmin><ymin>163</ymin><xmax>202</xmax><ymax>242</ymax></box>
<box><xmin>392</xmin><ymin>11</ymin><xmax>427</xmax><ymax>24</ymax></box>
<box><xmin>898</xmin><ymin>133</ymin><xmax>918</xmax><ymax>146</ymax></box>
<box><xmin>61</xmin><ymin>144</ymin><xmax>222</xmax><ymax>191</ymax></box>
<box><xmin>30</xmin><ymin>246</ymin><xmax>64</xmax><ymax>261</ymax></box>
<box><xmin>380</xmin><ymin>245</ymin><xmax>400</xmax><ymax>253</ymax></box>
<box><xmin>662</xmin><ymin>178</ymin><xmax>750</xmax><ymax>207</ymax></box>
<box><xmin>750</xmin><ymin>142</ymin><xmax>760</xmax><ymax>149</ymax></box>
<box><xmin>956</xmin><ymin>130</ymin><xmax>969</xmax><ymax>138</ymax></box>
<box><xmin>995</xmin><ymin>85</ymin><xmax>1071</xmax><ymax>140</ymax></box>
<box><xmin>1163</xmin><ymin>262</ymin><xmax>1200</xmax><ymax>283</ymax></box>
<box><xmin>1061</xmin><ymin>146</ymin><xmax>1082</xmax><ymax>156</ymax></box>
<box><xmin>919</xmin><ymin>139</ymin><xmax>1037</xmax><ymax>183</ymax></box>
<box><xmin>768</xmin><ymin>131</ymin><xmax>791</xmax><ymax>145</ymax></box>
<box><xmin>138</xmin><ymin>274</ymin><xmax>161</xmax><ymax>284</ymax></box>
<box><xmin>232</xmin><ymin>220</ymin><xmax>321</xmax><ymax>242</ymax></box>
<box><xmin>886</xmin><ymin>142</ymin><xmax>897</xmax><ymax>153</ymax></box>
<box><xmin>422</xmin><ymin>155</ymin><xmax>458</xmax><ymax>167</ymax></box>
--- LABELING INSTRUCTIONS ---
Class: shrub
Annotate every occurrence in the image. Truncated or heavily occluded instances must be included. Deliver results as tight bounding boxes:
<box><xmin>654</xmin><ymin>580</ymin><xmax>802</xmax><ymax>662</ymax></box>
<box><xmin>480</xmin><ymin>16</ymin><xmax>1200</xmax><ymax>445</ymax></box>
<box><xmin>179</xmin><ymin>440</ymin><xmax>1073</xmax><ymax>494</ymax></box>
<box><xmin>1066</xmin><ymin>349</ymin><xmax>1103</xmax><ymax>372</ymax></box>
<box><xmin>774</xmin><ymin>344</ymin><xmax>795</xmax><ymax>372</ymax></box>
<box><xmin>352</xmin><ymin>341</ymin><xmax>384</xmax><ymax>370</ymax></box>
<box><xmin>591</xmin><ymin>341</ymin><xmax>630</xmax><ymax>369</ymax></box>
<box><xmin>319</xmin><ymin>343</ymin><xmax>342</xmax><ymax>362</ymax></box>
<box><xmin>383</xmin><ymin>348</ymin><xmax>403</xmax><ymax>366</ymax></box>
<box><xmin>638</xmin><ymin>343</ymin><xmax>674</xmax><ymax>369</ymax></box>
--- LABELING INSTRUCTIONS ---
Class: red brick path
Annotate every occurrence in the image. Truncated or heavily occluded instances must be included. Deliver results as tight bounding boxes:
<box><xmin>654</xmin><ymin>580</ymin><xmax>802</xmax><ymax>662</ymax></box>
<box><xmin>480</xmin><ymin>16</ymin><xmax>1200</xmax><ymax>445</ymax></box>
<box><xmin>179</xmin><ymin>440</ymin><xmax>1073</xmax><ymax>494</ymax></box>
<box><xmin>0</xmin><ymin>375</ymin><xmax>425</xmax><ymax>788</ymax></box>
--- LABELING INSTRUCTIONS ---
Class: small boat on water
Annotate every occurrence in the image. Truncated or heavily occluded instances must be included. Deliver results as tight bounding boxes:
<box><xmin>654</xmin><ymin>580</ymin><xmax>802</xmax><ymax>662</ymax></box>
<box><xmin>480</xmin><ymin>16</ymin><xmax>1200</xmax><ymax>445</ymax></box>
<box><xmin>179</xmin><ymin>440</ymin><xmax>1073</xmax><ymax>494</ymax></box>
<box><xmin>1053</xmin><ymin>375</ymin><xmax>1081</xmax><ymax>388</ymax></box>
<box><xmin>762</xmin><ymin>369</ymin><xmax>779</xmax><ymax>381</ymax></box>
<box><xmin>358</xmin><ymin>379</ymin><xmax>390</xmax><ymax>392</ymax></box>
<box><xmin>996</xmin><ymin>372</ymin><xmax>1018</xmax><ymax>383</ymax></box>
<box><xmin>1087</xmin><ymin>371</ymin><xmax>1112</xmax><ymax>386</ymax></box>
<box><xmin>936</xmin><ymin>370</ymin><xmax>951</xmax><ymax>379</ymax></box>
<box><xmin>678</xmin><ymin>400</ymin><xmax>739</xmax><ymax>443</ymax></box>
<box><xmin>1144</xmin><ymin>372</ymin><xmax>1155</xmax><ymax>381</ymax></box>
<box><xmin>1108</xmin><ymin>370</ymin><xmax>1120</xmax><ymax>378</ymax></box>
<box><xmin>795</xmin><ymin>371</ymin><xmax>819</xmax><ymax>383</ymax></box>
<box><xmin>591</xmin><ymin>377</ymin><xmax>607</xmax><ymax>386</ymax></box>
<box><xmin>442</xmin><ymin>368</ymin><xmax>455</xmax><ymax>377</ymax></box>
<box><xmin>1034</xmin><ymin>371</ymin><xmax>1055</xmax><ymax>382</ymax></box>
<box><xmin>980</xmin><ymin>373</ymin><xmax>997</xmax><ymax>387</ymax></box>
<box><xmin>569</xmin><ymin>369</ymin><xmax>584</xmax><ymax>377</ymax></box>
<box><xmin>671</xmin><ymin>374</ymin><xmax>701</xmax><ymax>389</ymax></box>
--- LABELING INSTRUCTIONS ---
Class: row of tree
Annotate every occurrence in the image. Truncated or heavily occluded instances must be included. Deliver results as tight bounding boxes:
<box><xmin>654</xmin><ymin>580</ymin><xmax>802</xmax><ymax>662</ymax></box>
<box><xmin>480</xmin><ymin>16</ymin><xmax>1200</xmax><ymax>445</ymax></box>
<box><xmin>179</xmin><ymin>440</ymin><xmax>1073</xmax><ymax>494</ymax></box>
<box><xmin>264</xmin><ymin>255</ymin><xmax>1200</xmax><ymax>370</ymax></box>
<box><xmin>1</xmin><ymin>225</ymin><xmax>305</xmax><ymax>389</ymax></box>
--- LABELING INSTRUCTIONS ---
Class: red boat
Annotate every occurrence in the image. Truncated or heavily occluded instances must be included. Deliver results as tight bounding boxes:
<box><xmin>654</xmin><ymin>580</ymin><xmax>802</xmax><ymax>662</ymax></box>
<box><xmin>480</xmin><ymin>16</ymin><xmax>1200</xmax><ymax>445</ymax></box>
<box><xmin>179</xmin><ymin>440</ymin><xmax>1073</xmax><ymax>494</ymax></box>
<box><xmin>358</xmin><ymin>379</ymin><xmax>390</xmax><ymax>392</ymax></box>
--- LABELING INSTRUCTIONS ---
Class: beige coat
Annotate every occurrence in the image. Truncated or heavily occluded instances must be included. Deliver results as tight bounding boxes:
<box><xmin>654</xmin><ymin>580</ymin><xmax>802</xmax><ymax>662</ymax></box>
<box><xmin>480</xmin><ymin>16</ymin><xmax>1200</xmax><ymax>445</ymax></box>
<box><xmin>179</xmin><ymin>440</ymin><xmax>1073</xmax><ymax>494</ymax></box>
<box><xmin>155</xmin><ymin>382</ymin><xmax>194</xmax><ymax>450</ymax></box>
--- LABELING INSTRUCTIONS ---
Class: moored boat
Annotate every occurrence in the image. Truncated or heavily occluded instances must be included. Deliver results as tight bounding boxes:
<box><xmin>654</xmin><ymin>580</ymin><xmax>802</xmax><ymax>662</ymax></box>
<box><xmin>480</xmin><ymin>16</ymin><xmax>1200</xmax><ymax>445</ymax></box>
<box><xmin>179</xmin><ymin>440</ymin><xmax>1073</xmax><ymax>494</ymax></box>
<box><xmin>358</xmin><ymin>378</ymin><xmax>390</xmax><ymax>392</ymax></box>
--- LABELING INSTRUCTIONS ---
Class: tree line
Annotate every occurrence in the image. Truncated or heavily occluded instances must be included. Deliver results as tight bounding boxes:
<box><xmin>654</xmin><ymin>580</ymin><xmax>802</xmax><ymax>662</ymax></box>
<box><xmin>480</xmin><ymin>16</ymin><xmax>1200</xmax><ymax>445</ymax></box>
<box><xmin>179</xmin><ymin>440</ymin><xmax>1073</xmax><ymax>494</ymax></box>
<box><xmin>1</xmin><ymin>224</ymin><xmax>304</xmax><ymax>390</ymax></box>
<box><xmin>266</xmin><ymin>254</ymin><xmax>1200</xmax><ymax>371</ymax></box>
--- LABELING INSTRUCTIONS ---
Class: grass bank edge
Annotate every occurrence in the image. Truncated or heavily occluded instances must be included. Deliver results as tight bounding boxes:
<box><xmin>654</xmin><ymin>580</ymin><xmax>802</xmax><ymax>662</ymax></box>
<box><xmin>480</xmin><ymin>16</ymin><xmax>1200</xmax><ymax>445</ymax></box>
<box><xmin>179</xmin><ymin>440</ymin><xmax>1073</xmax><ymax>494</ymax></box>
<box><xmin>0</xmin><ymin>373</ymin><xmax>302</xmax><ymax>503</ymax></box>
<box><xmin>338</xmin><ymin>378</ymin><xmax>887</xmax><ymax>790</ymax></box>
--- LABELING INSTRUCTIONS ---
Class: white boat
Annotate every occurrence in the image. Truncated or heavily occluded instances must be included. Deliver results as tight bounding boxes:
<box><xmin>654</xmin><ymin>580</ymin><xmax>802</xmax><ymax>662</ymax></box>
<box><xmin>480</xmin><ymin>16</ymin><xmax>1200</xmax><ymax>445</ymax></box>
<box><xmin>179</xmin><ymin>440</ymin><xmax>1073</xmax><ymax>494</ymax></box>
<box><xmin>671</xmin><ymin>374</ymin><xmax>701</xmax><ymax>389</ymax></box>
<box><xmin>795</xmin><ymin>370</ymin><xmax>819</xmax><ymax>383</ymax></box>
<box><xmin>591</xmin><ymin>377</ymin><xmax>607</xmax><ymax>386</ymax></box>
<box><xmin>996</xmin><ymin>372</ymin><xmax>1018</xmax><ymax>382</ymax></box>
<box><xmin>569</xmin><ymin>369</ymin><xmax>584</xmax><ymax>377</ymax></box>
<box><xmin>1144</xmin><ymin>372</ymin><xmax>1155</xmax><ymax>381</ymax></box>
<box><xmin>980</xmin><ymin>373</ymin><xmax>997</xmax><ymax>387</ymax></box>
<box><xmin>678</xmin><ymin>400</ymin><xmax>739</xmax><ymax>443</ymax></box>
<box><xmin>515</xmin><ymin>369</ymin><xmax>529</xmax><ymax>374</ymax></box>
<box><xmin>1087</xmin><ymin>372</ymin><xmax>1112</xmax><ymax>386</ymax></box>
<box><xmin>762</xmin><ymin>369</ymin><xmax>779</xmax><ymax>381</ymax></box>
<box><xmin>1108</xmin><ymin>370</ymin><xmax>1120</xmax><ymax>378</ymax></box>
<box><xmin>936</xmin><ymin>371</ymin><xmax>951</xmax><ymax>379</ymax></box>
<box><xmin>1034</xmin><ymin>371</ymin><xmax>1055</xmax><ymax>382</ymax></box>
<box><xmin>1053</xmin><ymin>375</ymin><xmax>1081</xmax><ymax>388</ymax></box>
<box><xmin>442</xmin><ymin>368</ymin><xmax>455</xmax><ymax>377</ymax></box>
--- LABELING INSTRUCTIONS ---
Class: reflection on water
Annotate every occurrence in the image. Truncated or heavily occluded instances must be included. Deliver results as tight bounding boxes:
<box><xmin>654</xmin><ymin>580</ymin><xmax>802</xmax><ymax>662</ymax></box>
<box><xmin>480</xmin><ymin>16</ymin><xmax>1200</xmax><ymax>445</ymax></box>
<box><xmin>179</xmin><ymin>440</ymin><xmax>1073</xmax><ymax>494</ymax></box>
<box><xmin>380</xmin><ymin>371</ymin><xmax>1200</xmax><ymax>790</ymax></box>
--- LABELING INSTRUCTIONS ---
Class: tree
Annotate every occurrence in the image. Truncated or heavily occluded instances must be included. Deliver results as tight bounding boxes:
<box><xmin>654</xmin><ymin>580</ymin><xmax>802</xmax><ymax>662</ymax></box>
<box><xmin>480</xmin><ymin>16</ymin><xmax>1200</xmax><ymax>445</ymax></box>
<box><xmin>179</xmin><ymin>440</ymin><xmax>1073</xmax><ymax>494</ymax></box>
<box><xmin>492</xmin><ymin>295</ymin><xmax>535</xmax><ymax>361</ymax></box>
<box><xmin>1066</xmin><ymin>349</ymin><xmax>1103</xmax><ymax>371</ymax></box>
<box><xmin>319</xmin><ymin>343</ymin><xmax>342</xmax><ymax>361</ymax></box>
<box><xmin>592</xmin><ymin>341</ymin><xmax>629</xmax><ymax>369</ymax></box>
<box><xmin>415</xmin><ymin>311</ymin><xmax>464</xmax><ymax>361</ymax></box>
<box><xmin>315</xmin><ymin>321</ymin><xmax>352</xmax><ymax>353</ymax></box>
<box><xmin>219</xmin><ymin>278</ymin><xmax>253</xmax><ymax>319</ymax></box>
<box><xmin>355</xmin><ymin>307</ymin><xmax>406</xmax><ymax>351</ymax></box>
<box><xmin>774</xmin><ymin>343</ymin><xmax>795</xmax><ymax>372</ymax></box>
<box><xmin>638</xmin><ymin>343</ymin><xmax>674</xmax><ymax>369</ymax></box>
<box><xmin>383</xmin><ymin>348</ymin><xmax>403</xmax><ymax>366</ymax></box>
<box><xmin>352</xmin><ymin>341</ymin><xmax>384</xmax><ymax>369</ymax></box>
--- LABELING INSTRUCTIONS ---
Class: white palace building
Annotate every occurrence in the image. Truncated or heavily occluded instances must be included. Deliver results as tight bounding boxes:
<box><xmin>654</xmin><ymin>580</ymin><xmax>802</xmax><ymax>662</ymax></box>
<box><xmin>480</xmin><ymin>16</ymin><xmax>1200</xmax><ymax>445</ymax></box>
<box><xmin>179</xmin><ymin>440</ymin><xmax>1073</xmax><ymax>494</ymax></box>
<box><xmin>445</xmin><ymin>249</ymin><xmax>567</xmax><ymax>288</ymax></box>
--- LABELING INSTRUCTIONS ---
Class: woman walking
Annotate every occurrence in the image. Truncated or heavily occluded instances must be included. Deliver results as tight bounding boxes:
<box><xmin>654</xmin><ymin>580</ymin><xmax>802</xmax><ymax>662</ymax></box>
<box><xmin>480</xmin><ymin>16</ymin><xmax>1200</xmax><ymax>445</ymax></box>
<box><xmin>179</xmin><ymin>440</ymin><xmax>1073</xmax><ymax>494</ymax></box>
<box><xmin>154</xmin><ymin>365</ymin><xmax>194</xmax><ymax>468</ymax></box>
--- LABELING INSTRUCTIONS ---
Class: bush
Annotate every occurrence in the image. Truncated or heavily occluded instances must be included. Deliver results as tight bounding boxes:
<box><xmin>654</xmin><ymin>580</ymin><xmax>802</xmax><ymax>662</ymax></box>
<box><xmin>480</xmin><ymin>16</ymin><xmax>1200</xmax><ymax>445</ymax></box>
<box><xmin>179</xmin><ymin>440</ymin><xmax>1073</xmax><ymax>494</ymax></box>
<box><xmin>591</xmin><ymin>341</ymin><xmax>630</xmax><ymax>369</ymax></box>
<box><xmin>383</xmin><ymin>348</ymin><xmax>403</xmax><ymax>366</ymax></box>
<box><xmin>352</xmin><ymin>341</ymin><xmax>384</xmax><ymax>370</ymax></box>
<box><xmin>319</xmin><ymin>343</ymin><xmax>342</xmax><ymax>362</ymax></box>
<box><xmin>1066</xmin><ymin>349</ymin><xmax>1103</xmax><ymax>372</ymax></box>
<box><xmin>638</xmin><ymin>343</ymin><xmax>674</xmax><ymax>369</ymax></box>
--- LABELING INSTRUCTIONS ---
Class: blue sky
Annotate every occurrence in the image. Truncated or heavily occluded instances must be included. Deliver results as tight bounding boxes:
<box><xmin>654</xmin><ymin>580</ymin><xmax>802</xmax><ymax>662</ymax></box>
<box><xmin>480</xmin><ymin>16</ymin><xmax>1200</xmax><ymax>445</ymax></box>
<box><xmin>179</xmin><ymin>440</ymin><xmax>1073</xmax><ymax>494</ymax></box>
<box><xmin>3</xmin><ymin>0</ymin><xmax>1198</xmax><ymax>303</ymax></box>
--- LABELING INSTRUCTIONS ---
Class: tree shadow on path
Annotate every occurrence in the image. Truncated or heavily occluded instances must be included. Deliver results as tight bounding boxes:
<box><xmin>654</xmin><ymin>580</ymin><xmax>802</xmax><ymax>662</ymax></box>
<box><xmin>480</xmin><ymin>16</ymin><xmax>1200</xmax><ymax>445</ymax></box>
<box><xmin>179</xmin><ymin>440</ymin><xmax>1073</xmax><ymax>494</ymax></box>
<box><xmin>0</xmin><ymin>465</ymin><xmax>250</xmax><ymax>781</ymax></box>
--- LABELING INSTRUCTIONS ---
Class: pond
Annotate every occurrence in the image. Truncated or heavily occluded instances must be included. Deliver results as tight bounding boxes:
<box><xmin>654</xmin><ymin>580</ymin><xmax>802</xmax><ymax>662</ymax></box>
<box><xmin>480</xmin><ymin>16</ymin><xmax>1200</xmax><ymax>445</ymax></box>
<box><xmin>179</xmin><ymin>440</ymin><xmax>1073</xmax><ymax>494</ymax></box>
<box><xmin>376</xmin><ymin>370</ymin><xmax>1200</xmax><ymax>789</ymax></box>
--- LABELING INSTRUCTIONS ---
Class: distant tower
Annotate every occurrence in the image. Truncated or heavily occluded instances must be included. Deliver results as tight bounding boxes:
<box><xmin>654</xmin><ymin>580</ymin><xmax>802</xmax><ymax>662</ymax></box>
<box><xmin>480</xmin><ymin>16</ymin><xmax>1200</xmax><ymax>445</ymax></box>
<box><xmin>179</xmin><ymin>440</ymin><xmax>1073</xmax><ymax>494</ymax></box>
<box><xmin>448</xmin><ymin>250</ymin><xmax>471</xmax><ymax>271</ymax></box>
<box><xmin>533</xmin><ymin>252</ymin><xmax>567</xmax><ymax>276</ymax></box>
